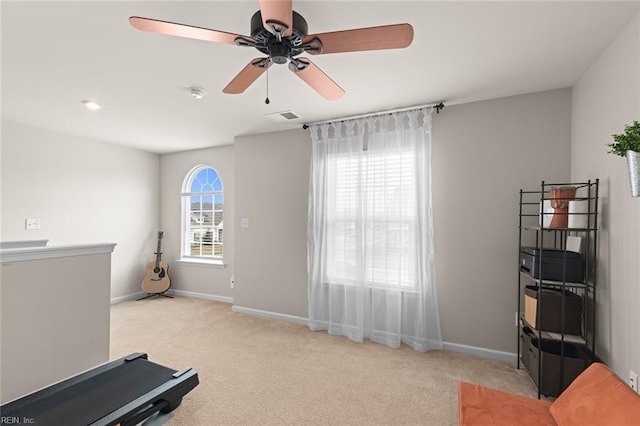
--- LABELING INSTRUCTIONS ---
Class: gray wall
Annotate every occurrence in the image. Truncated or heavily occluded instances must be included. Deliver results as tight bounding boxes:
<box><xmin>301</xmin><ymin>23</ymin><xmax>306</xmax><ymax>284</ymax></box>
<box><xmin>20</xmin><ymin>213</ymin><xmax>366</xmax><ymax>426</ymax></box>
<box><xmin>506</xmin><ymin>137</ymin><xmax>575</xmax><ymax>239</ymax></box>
<box><xmin>433</xmin><ymin>89</ymin><xmax>572</xmax><ymax>353</ymax></box>
<box><xmin>571</xmin><ymin>12</ymin><xmax>639</xmax><ymax>379</ymax></box>
<box><xmin>0</xmin><ymin>121</ymin><xmax>160</xmax><ymax>299</ymax></box>
<box><xmin>159</xmin><ymin>145</ymin><xmax>234</xmax><ymax>298</ymax></box>
<box><xmin>230</xmin><ymin>89</ymin><xmax>573</xmax><ymax>354</ymax></box>
<box><xmin>233</xmin><ymin>128</ymin><xmax>311</xmax><ymax>318</ymax></box>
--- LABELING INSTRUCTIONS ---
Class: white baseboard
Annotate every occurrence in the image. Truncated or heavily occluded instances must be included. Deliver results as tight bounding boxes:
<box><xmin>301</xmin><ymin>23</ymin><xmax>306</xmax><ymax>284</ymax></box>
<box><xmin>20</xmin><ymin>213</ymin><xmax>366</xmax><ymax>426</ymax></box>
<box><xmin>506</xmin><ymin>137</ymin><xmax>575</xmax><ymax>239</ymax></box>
<box><xmin>231</xmin><ymin>305</ymin><xmax>309</xmax><ymax>326</ymax></box>
<box><xmin>168</xmin><ymin>289</ymin><xmax>233</xmax><ymax>304</ymax></box>
<box><xmin>110</xmin><ymin>292</ymin><xmax>146</xmax><ymax>304</ymax></box>
<box><xmin>111</xmin><ymin>290</ymin><xmax>233</xmax><ymax>305</ymax></box>
<box><xmin>442</xmin><ymin>341</ymin><xmax>517</xmax><ymax>364</ymax></box>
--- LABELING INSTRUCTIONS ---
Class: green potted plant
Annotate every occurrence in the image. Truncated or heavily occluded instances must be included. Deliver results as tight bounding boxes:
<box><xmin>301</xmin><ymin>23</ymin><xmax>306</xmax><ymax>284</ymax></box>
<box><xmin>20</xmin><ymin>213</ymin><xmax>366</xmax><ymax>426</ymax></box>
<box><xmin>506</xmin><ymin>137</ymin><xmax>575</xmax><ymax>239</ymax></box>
<box><xmin>607</xmin><ymin>120</ymin><xmax>640</xmax><ymax>197</ymax></box>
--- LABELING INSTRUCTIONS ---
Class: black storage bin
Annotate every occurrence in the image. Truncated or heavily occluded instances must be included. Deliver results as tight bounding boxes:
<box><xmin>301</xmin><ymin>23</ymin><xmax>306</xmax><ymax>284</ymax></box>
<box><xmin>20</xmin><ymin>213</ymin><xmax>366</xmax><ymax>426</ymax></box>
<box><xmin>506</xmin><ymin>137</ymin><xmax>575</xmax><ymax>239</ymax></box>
<box><xmin>527</xmin><ymin>338</ymin><xmax>591</xmax><ymax>397</ymax></box>
<box><xmin>524</xmin><ymin>285</ymin><xmax>583</xmax><ymax>335</ymax></box>
<box><xmin>520</xmin><ymin>326</ymin><xmax>534</xmax><ymax>370</ymax></box>
<box><xmin>520</xmin><ymin>247</ymin><xmax>584</xmax><ymax>283</ymax></box>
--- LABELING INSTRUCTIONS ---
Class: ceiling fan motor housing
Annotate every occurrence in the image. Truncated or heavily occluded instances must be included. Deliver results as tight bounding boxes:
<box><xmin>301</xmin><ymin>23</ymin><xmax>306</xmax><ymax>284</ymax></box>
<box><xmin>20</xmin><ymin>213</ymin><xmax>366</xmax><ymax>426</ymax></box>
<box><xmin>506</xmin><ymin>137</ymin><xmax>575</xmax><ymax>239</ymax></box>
<box><xmin>250</xmin><ymin>10</ymin><xmax>309</xmax><ymax>64</ymax></box>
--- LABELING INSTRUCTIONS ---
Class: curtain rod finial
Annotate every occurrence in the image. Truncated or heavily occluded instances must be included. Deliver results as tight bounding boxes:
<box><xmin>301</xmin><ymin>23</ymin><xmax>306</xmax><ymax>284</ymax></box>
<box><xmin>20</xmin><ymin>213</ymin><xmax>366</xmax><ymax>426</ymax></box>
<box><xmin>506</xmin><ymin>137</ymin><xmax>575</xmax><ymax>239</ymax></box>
<box><xmin>434</xmin><ymin>102</ymin><xmax>445</xmax><ymax>114</ymax></box>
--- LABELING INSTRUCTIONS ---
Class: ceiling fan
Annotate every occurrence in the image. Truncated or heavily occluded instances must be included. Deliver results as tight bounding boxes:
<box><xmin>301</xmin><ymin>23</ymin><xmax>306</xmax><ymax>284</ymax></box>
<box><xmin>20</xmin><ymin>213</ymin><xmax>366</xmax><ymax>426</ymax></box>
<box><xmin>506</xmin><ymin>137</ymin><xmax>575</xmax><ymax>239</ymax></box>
<box><xmin>129</xmin><ymin>0</ymin><xmax>413</xmax><ymax>100</ymax></box>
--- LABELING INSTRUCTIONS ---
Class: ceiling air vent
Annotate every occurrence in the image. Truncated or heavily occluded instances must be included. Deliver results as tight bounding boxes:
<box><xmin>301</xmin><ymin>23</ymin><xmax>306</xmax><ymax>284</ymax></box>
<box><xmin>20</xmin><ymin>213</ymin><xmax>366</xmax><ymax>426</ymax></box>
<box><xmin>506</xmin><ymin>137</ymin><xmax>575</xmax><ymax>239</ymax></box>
<box><xmin>265</xmin><ymin>110</ymin><xmax>301</xmax><ymax>121</ymax></box>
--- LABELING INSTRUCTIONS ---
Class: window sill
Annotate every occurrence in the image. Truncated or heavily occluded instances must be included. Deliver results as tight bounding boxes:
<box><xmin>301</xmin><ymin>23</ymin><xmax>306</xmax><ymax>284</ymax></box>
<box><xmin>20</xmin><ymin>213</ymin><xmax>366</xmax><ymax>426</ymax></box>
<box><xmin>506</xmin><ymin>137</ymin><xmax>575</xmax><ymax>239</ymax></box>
<box><xmin>322</xmin><ymin>281</ymin><xmax>418</xmax><ymax>294</ymax></box>
<box><xmin>176</xmin><ymin>259</ymin><xmax>226</xmax><ymax>269</ymax></box>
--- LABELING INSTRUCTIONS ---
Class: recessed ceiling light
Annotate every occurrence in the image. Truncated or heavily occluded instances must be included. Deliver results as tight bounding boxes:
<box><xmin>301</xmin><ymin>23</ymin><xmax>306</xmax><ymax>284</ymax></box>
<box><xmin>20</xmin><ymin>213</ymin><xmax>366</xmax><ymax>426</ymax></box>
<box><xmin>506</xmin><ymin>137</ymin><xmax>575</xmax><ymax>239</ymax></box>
<box><xmin>82</xmin><ymin>100</ymin><xmax>101</xmax><ymax>110</ymax></box>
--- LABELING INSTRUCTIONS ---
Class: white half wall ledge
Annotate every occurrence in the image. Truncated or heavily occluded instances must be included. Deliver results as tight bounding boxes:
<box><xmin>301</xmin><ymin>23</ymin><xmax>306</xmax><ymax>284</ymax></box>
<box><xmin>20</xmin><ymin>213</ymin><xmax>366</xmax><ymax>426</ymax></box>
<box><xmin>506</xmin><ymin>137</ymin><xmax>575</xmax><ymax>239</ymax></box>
<box><xmin>0</xmin><ymin>243</ymin><xmax>116</xmax><ymax>263</ymax></box>
<box><xmin>0</xmin><ymin>239</ymin><xmax>49</xmax><ymax>249</ymax></box>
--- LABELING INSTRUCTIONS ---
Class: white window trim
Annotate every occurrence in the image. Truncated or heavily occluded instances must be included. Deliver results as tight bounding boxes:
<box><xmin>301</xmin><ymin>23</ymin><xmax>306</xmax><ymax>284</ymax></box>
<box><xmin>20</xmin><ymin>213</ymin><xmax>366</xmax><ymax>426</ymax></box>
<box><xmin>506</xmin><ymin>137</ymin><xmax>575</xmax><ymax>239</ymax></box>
<box><xmin>176</xmin><ymin>258</ymin><xmax>226</xmax><ymax>268</ymax></box>
<box><xmin>180</xmin><ymin>165</ymin><xmax>224</xmax><ymax>263</ymax></box>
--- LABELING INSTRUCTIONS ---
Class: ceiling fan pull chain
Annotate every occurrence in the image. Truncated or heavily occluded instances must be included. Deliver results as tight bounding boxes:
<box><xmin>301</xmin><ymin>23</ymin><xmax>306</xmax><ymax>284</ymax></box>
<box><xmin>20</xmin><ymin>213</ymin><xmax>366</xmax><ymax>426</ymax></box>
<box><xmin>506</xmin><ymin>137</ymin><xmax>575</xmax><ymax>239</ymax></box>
<box><xmin>265</xmin><ymin>66</ymin><xmax>270</xmax><ymax>105</ymax></box>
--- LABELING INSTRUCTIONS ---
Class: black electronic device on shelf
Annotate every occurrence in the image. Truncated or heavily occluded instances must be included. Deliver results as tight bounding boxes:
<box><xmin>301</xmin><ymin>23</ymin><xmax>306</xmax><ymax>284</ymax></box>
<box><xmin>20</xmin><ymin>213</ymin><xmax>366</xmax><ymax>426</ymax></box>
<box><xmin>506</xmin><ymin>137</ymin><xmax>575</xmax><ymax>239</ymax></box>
<box><xmin>519</xmin><ymin>247</ymin><xmax>584</xmax><ymax>283</ymax></box>
<box><xmin>516</xmin><ymin>179</ymin><xmax>599</xmax><ymax>399</ymax></box>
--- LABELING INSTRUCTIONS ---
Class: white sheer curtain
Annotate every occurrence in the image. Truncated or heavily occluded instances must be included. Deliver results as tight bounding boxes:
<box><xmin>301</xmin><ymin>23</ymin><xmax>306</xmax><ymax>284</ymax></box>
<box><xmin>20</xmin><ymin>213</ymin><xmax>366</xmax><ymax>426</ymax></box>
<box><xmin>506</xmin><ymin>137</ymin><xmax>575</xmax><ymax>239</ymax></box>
<box><xmin>307</xmin><ymin>107</ymin><xmax>442</xmax><ymax>351</ymax></box>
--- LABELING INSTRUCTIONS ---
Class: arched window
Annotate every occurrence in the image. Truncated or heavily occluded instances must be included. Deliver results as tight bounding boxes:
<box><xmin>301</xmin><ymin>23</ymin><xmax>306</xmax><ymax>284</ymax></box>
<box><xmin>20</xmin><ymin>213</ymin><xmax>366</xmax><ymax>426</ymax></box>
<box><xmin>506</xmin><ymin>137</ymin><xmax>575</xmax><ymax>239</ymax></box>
<box><xmin>181</xmin><ymin>165</ymin><xmax>223</xmax><ymax>263</ymax></box>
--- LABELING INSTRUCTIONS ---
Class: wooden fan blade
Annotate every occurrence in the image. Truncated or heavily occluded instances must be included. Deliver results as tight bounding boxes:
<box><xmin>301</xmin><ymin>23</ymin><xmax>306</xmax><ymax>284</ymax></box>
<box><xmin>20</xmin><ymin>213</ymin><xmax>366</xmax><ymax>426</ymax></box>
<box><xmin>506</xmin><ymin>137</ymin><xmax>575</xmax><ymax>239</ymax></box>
<box><xmin>223</xmin><ymin>58</ymin><xmax>272</xmax><ymax>94</ymax></box>
<box><xmin>129</xmin><ymin>16</ymin><xmax>255</xmax><ymax>46</ymax></box>
<box><xmin>258</xmin><ymin>0</ymin><xmax>293</xmax><ymax>36</ymax></box>
<box><xmin>288</xmin><ymin>58</ymin><xmax>344</xmax><ymax>101</ymax></box>
<box><xmin>303</xmin><ymin>23</ymin><xmax>413</xmax><ymax>55</ymax></box>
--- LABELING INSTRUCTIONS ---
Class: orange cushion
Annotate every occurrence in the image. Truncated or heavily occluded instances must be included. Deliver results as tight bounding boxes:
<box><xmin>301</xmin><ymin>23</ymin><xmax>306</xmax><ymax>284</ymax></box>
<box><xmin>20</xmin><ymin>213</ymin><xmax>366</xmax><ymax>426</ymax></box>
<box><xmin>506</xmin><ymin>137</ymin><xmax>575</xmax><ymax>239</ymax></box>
<box><xmin>550</xmin><ymin>362</ymin><xmax>640</xmax><ymax>426</ymax></box>
<box><xmin>458</xmin><ymin>381</ymin><xmax>555</xmax><ymax>426</ymax></box>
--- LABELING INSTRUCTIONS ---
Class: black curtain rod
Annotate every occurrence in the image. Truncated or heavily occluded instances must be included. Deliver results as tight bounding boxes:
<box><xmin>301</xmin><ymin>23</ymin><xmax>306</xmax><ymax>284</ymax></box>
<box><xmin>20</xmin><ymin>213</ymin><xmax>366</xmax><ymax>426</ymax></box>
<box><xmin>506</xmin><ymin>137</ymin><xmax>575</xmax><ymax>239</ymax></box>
<box><xmin>302</xmin><ymin>102</ymin><xmax>445</xmax><ymax>130</ymax></box>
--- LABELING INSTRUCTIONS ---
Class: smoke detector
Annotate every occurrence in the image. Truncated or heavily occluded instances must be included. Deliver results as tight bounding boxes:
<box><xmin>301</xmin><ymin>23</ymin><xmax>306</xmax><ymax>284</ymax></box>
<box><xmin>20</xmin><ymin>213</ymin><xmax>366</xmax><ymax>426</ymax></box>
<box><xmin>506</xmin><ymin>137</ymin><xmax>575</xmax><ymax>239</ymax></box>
<box><xmin>189</xmin><ymin>87</ymin><xmax>206</xmax><ymax>99</ymax></box>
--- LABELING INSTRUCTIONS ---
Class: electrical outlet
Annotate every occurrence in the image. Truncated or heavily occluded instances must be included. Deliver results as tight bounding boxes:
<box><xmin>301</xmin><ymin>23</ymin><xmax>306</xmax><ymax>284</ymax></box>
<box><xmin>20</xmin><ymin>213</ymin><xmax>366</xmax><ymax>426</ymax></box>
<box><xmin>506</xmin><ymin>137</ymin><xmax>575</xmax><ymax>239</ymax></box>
<box><xmin>230</xmin><ymin>275</ymin><xmax>235</xmax><ymax>289</ymax></box>
<box><xmin>630</xmin><ymin>370</ymin><xmax>638</xmax><ymax>393</ymax></box>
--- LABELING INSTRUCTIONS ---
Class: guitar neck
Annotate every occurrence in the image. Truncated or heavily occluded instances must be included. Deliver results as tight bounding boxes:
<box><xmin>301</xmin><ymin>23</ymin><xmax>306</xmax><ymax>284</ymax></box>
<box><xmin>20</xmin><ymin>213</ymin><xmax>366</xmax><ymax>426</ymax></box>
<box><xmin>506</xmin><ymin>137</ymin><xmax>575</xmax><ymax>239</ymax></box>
<box><xmin>154</xmin><ymin>235</ymin><xmax>163</xmax><ymax>268</ymax></box>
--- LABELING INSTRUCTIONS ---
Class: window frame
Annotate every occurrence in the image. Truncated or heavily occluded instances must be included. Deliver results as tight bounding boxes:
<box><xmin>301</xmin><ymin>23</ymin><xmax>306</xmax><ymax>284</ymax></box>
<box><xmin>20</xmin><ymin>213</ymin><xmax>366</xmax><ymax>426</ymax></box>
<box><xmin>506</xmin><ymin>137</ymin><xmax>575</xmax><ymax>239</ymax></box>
<box><xmin>180</xmin><ymin>165</ymin><xmax>225</xmax><ymax>267</ymax></box>
<box><xmin>325</xmin><ymin>149</ymin><xmax>418</xmax><ymax>290</ymax></box>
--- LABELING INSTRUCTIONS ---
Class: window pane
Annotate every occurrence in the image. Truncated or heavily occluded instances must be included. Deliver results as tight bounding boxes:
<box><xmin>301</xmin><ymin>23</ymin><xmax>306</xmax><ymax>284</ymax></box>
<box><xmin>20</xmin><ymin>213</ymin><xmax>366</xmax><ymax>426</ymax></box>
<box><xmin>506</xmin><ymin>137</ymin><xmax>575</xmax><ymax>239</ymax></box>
<box><xmin>327</xmin><ymin>151</ymin><xmax>416</xmax><ymax>288</ymax></box>
<box><xmin>191</xmin><ymin>169</ymin><xmax>206</xmax><ymax>192</ymax></box>
<box><xmin>213</xmin><ymin>177</ymin><xmax>223</xmax><ymax>192</ymax></box>
<box><xmin>202</xmin><ymin>242</ymin><xmax>213</xmax><ymax>255</ymax></box>
<box><xmin>183</xmin><ymin>166</ymin><xmax>224</xmax><ymax>259</ymax></box>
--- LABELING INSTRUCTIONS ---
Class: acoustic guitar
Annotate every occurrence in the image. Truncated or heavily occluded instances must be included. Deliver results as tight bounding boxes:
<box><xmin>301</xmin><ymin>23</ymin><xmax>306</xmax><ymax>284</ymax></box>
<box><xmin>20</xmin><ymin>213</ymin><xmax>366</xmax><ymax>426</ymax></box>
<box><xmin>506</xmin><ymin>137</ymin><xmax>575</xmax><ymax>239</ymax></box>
<box><xmin>141</xmin><ymin>231</ymin><xmax>171</xmax><ymax>294</ymax></box>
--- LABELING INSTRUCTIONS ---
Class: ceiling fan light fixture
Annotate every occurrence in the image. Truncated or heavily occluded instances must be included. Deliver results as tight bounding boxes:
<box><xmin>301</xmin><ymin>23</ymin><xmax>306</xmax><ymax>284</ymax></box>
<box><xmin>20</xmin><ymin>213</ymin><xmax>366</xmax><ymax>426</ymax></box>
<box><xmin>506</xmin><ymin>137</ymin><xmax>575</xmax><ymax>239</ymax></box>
<box><xmin>189</xmin><ymin>87</ymin><xmax>206</xmax><ymax>99</ymax></box>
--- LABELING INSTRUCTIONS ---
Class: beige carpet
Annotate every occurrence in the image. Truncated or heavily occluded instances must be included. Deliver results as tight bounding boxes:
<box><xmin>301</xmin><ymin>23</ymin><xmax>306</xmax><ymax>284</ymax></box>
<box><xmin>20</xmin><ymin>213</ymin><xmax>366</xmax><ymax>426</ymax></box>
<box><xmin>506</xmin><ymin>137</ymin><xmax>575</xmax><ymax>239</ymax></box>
<box><xmin>110</xmin><ymin>296</ymin><xmax>536</xmax><ymax>425</ymax></box>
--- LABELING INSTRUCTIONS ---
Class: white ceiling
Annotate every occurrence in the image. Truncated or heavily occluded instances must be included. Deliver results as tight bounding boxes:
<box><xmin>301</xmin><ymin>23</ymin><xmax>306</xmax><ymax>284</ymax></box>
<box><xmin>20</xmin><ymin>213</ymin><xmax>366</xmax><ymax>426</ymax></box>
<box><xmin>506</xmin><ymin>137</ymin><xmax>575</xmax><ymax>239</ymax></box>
<box><xmin>2</xmin><ymin>1</ymin><xmax>639</xmax><ymax>154</ymax></box>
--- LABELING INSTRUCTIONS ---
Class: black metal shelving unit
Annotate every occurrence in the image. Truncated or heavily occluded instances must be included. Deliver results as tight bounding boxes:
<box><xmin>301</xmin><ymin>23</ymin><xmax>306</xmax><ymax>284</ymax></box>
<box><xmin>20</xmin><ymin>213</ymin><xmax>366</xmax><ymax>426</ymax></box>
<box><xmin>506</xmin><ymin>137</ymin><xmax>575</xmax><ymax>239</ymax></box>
<box><xmin>517</xmin><ymin>179</ymin><xmax>599</xmax><ymax>398</ymax></box>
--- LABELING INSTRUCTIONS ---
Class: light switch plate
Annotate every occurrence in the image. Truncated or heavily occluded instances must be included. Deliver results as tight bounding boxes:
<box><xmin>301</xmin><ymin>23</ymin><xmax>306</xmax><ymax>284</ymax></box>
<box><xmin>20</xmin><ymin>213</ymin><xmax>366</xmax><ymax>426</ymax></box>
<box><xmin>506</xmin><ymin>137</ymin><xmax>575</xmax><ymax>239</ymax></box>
<box><xmin>25</xmin><ymin>218</ymin><xmax>41</xmax><ymax>230</ymax></box>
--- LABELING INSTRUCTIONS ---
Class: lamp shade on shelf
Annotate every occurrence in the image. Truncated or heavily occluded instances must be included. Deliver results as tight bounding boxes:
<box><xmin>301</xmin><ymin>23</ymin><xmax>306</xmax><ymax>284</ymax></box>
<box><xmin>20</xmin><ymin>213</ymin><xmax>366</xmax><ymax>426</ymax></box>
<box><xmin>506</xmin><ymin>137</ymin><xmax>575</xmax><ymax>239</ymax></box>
<box><xmin>568</xmin><ymin>200</ymin><xmax>588</xmax><ymax>228</ymax></box>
